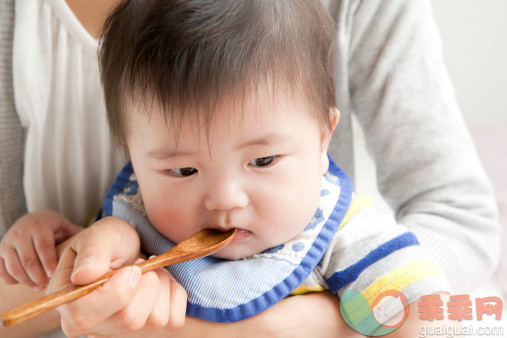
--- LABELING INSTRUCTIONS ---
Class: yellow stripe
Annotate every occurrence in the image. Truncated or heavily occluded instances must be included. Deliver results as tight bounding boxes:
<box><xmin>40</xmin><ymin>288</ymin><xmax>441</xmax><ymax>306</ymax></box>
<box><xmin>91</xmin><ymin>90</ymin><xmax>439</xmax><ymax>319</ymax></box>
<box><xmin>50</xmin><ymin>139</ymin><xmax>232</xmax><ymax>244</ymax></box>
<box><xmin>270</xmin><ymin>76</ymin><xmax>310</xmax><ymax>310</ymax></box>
<box><xmin>338</xmin><ymin>194</ymin><xmax>372</xmax><ymax>230</ymax></box>
<box><xmin>361</xmin><ymin>260</ymin><xmax>444</xmax><ymax>306</ymax></box>
<box><xmin>290</xmin><ymin>285</ymin><xmax>326</xmax><ymax>295</ymax></box>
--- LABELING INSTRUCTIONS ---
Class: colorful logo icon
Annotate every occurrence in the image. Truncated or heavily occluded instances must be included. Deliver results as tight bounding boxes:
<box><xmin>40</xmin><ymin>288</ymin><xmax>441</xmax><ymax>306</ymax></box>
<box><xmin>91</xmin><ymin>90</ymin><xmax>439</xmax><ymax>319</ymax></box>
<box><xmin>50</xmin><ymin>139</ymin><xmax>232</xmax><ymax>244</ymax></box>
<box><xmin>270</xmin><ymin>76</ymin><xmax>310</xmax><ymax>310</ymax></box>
<box><xmin>340</xmin><ymin>289</ymin><xmax>409</xmax><ymax>336</ymax></box>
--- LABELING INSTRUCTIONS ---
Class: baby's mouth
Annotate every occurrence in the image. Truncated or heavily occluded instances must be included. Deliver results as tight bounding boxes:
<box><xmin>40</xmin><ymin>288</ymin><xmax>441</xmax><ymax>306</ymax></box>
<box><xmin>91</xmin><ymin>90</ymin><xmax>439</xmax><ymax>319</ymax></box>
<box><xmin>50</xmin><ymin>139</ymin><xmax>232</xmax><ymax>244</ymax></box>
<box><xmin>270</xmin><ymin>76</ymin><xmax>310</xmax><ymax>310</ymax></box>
<box><xmin>230</xmin><ymin>228</ymin><xmax>252</xmax><ymax>243</ymax></box>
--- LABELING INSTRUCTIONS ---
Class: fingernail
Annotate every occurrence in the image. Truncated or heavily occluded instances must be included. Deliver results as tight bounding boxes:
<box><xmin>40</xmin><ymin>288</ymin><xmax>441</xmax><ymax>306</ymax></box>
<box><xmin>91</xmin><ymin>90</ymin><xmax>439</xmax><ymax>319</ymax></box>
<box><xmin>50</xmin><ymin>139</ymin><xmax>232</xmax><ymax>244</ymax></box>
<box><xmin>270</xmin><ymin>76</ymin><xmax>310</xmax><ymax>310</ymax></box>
<box><xmin>45</xmin><ymin>267</ymin><xmax>54</xmax><ymax>278</ymax></box>
<box><xmin>149</xmin><ymin>255</ymin><xmax>156</xmax><ymax>260</ymax></box>
<box><xmin>129</xmin><ymin>266</ymin><xmax>141</xmax><ymax>289</ymax></box>
<box><xmin>71</xmin><ymin>255</ymin><xmax>96</xmax><ymax>279</ymax></box>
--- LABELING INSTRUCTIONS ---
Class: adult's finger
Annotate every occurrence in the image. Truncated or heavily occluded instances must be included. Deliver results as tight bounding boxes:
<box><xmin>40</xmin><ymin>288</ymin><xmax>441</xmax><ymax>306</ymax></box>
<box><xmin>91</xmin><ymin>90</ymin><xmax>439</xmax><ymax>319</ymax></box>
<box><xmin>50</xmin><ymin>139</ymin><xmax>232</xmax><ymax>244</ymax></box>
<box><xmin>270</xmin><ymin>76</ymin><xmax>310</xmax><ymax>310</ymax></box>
<box><xmin>101</xmin><ymin>270</ymin><xmax>162</xmax><ymax>333</ymax></box>
<box><xmin>68</xmin><ymin>217</ymin><xmax>141</xmax><ymax>285</ymax></box>
<box><xmin>146</xmin><ymin>268</ymin><xmax>172</xmax><ymax>329</ymax></box>
<box><xmin>59</xmin><ymin>265</ymin><xmax>141</xmax><ymax>337</ymax></box>
<box><xmin>167</xmin><ymin>274</ymin><xmax>187</xmax><ymax>330</ymax></box>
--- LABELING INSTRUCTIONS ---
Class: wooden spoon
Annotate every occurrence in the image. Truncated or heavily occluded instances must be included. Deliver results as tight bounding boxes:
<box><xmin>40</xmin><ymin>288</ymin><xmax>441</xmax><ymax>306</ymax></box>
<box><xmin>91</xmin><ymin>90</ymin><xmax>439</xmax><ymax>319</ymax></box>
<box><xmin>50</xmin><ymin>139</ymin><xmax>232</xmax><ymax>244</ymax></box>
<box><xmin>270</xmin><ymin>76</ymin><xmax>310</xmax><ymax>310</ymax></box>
<box><xmin>1</xmin><ymin>228</ymin><xmax>236</xmax><ymax>326</ymax></box>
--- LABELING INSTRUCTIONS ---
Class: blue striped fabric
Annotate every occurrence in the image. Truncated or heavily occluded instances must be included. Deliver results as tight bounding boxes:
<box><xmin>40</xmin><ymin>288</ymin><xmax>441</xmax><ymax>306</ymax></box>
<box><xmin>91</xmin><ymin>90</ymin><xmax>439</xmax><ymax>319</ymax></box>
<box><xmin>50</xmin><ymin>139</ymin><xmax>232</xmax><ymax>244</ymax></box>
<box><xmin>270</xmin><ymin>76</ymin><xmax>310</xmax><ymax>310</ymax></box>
<box><xmin>326</xmin><ymin>232</ymin><xmax>420</xmax><ymax>293</ymax></box>
<box><xmin>103</xmin><ymin>156</ymin><xmax>353</xmax><ymax>322</ymax></box>
<box><xmin>102</xmin><ymin>161</ymin><xmax>133</xmax><ymax>218</ymax></box>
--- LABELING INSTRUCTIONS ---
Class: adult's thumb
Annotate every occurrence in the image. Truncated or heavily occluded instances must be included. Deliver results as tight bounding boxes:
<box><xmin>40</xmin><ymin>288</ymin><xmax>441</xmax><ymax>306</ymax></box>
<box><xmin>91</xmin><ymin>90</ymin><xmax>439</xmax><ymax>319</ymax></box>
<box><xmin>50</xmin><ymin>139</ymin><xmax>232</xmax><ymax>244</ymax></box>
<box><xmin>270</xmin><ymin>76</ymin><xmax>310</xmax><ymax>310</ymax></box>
<box><xmin>68</xmin><ymin>217</ymin><xmax>140</xmax><ymax>286</ymax></box>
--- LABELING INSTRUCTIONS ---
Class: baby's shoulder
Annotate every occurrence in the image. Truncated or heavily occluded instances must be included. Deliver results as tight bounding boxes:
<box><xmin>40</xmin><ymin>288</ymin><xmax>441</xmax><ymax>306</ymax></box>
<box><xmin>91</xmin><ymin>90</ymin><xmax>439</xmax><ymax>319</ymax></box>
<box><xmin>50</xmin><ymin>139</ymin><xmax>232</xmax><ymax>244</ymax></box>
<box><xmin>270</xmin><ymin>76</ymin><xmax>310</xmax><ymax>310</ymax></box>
<box><xmin>336</xmin><ymin>194</ymin><xmax>400</xmax><ymax>233</ymax></box>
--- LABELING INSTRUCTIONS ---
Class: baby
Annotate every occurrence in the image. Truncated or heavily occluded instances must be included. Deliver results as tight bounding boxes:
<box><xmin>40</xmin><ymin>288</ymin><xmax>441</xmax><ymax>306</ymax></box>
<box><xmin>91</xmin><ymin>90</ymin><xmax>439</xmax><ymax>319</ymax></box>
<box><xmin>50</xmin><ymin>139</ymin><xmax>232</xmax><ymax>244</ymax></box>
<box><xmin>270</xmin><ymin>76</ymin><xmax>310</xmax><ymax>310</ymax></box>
<box><xmin>1</xmin><ymin>0</ymin><xmax>452</xmax><ymax>335</ymax></box>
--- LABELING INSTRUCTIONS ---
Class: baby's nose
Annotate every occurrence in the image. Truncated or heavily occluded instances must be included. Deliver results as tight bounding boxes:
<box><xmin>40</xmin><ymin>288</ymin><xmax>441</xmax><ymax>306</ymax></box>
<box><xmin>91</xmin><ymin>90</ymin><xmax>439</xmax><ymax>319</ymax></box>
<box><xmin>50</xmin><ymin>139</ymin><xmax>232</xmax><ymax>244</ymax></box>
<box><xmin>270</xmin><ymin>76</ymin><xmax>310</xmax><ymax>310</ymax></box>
<box><xmin>203</xmin><ymin>176</ymin><xmax>248</xmax><ymax>211</ymax></box>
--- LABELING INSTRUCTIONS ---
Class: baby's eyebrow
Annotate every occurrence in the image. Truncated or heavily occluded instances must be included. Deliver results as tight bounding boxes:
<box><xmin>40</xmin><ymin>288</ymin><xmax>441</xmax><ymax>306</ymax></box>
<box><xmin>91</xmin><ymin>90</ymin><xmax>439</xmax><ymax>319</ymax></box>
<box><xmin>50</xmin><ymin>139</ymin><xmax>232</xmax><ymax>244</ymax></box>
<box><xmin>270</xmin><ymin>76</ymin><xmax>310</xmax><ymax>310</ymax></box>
<box><xmin>237</xmin><ymin>133</ymin><xmax>290</xmax><ymax>150</ymax></box>
<box><xmin>146</xmin><ymin>133</ymin><xmax>290</xmax><ymax>159</ymax></box>
<box><xmin>146</xmin><ymin>149</ymin><xmax>196</xmax><ymax>160</ymax></box>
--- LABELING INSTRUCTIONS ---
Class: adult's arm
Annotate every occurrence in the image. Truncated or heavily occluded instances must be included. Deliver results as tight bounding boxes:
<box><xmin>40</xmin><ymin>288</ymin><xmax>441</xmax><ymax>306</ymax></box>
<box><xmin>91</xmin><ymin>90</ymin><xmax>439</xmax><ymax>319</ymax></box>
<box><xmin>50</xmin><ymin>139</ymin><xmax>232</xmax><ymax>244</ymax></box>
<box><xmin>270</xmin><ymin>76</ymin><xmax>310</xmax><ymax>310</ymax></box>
<box><xmin>334</xmin><ymin>0</ymin><xmax>500</xmax><ymax>292</ymax></box>
<box><xmin>122</xmin><ymin>292</ymin><xmax>360</xmax><ymax>338</ymax></box>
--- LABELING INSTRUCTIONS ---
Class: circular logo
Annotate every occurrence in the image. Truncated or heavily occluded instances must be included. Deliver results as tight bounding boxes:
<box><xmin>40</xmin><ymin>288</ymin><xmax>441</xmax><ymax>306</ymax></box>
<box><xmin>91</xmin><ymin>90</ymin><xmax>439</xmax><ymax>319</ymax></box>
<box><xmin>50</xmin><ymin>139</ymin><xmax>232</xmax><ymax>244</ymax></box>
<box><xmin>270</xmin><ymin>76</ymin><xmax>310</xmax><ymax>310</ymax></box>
<box><xmin>371</xmin><ymin>290</ymin><xmax>409</xmax><ymax>328</ymax></box>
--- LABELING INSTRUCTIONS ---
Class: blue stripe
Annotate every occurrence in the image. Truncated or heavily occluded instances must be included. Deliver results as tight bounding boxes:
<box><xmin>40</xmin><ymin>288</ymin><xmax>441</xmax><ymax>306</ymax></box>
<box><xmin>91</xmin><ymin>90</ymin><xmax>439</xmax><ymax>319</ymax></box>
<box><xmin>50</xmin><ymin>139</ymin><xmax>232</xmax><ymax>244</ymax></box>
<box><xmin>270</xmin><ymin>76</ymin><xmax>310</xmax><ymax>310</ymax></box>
<box><xmin>103</xmin><ymin>161</ymin><xmax>134</xmax><ymax>217</ymax></box>
<box><xmin>326</xmin><ymin>232</ymin><xmax>420</xmax><ymax>294</ymax></box>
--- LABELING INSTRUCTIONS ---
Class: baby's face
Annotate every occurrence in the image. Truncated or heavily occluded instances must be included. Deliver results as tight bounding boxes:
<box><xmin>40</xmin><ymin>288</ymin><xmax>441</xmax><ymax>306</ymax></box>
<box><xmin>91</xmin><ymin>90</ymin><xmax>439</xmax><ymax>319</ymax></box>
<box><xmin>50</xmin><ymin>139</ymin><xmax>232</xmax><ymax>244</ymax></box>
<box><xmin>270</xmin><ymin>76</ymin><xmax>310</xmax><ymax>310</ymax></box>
<box><xmin>126</xmin><ymin>89</ymin><xmax>336</xmax><ymax>259</ymax></box>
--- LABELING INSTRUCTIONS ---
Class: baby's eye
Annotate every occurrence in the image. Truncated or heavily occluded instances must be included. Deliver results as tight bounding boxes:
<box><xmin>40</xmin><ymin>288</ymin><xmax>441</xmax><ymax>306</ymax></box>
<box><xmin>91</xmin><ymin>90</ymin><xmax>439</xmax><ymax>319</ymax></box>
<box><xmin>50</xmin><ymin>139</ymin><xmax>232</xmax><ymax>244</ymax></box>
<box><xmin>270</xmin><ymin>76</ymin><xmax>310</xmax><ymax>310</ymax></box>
<box><xmin>249</xmin><ymin>156</ymin><xmax>277</xmax><ymax>167</ymax></box>
<box><xmin>165</xmin><ymin>167</ymin><xmax>198</xmax><ymax>177</ymax></box>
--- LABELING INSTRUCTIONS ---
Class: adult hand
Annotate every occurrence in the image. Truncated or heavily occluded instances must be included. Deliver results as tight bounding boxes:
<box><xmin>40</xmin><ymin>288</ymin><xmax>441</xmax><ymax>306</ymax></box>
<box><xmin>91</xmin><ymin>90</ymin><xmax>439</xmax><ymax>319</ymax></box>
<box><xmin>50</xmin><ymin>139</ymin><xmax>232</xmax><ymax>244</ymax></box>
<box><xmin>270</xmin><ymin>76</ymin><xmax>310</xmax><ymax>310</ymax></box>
<box><xmin>48</xmin><ymin>217</ymin><xmax>187</xmax><ymax>337</ymax></box>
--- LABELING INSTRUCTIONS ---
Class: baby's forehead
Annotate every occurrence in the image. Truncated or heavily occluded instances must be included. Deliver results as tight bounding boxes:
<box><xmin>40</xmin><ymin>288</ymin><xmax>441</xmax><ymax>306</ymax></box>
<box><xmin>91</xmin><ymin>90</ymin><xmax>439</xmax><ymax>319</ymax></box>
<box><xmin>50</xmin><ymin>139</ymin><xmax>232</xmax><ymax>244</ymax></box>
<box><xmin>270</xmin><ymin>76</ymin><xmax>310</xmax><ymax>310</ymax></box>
<box><xmin>128</xmin><ymin>83</ymin><xmax>315</xmax><ymax>125</ymax></box>
<box><xmin>124</xmin><ymin>87</ymin><xmax>321</xmax><ymax>142</ymax></box>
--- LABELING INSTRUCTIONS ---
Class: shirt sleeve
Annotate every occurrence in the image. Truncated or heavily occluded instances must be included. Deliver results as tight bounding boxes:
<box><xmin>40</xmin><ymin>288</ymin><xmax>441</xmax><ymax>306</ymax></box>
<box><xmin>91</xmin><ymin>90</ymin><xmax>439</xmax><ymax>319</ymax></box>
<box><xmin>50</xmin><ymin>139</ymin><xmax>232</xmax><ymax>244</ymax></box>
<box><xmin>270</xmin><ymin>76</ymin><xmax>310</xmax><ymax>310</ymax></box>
<box><xmin>341</xmin><ymin>0</ymin><xmax>501</xmax><ymax>292</ymax></box>
<box><xmin>319</xmin><ymin>204</ymin><xmax>451</xmax><ymax>305</ymax></box>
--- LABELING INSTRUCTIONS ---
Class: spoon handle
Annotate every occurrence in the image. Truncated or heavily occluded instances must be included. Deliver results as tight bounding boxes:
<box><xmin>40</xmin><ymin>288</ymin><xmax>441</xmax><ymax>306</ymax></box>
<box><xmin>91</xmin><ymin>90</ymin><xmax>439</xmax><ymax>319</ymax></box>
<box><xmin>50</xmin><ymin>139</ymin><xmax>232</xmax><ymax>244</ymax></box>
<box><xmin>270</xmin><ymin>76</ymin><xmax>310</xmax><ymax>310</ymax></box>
<box><xmin>1</xmin><ymin>228</ymin><xmax>235</xmax><ymax>326</ymax></box>
<box><xmin>1</xmin><ymin>252</ymin><xmax>181</xmax><ymax>326</ymax></box>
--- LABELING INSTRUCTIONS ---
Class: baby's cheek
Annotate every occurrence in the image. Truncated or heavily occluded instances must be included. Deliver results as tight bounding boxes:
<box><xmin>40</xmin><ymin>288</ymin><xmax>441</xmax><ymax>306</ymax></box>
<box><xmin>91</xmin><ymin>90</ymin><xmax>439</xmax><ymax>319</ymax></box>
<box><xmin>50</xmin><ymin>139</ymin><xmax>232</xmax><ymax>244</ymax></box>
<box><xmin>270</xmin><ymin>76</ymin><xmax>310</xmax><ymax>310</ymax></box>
<box><xmin>144</xmin><ymin>199</ymin><xmax>197</xmax><ymax>243</ymax></box>
<box><xmin>265</xmin><ymin>187</ymin><xmax>320</xmax><ymax>242</ymax></box>
<box><xmin>293</xmin><ymin>178</ymin><xmax>321</xmax><ymax>221</ymax></box>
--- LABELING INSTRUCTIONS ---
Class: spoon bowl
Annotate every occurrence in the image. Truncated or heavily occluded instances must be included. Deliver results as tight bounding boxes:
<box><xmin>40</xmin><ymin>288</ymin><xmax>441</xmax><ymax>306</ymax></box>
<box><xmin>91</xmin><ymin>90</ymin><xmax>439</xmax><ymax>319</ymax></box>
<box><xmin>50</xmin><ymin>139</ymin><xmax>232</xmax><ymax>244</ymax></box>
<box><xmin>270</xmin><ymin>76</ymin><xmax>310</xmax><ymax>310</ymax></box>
<box><xmin>136</xmin><ymin>228</ymin><xmax>236</xmax><ymax>273</ymax></box>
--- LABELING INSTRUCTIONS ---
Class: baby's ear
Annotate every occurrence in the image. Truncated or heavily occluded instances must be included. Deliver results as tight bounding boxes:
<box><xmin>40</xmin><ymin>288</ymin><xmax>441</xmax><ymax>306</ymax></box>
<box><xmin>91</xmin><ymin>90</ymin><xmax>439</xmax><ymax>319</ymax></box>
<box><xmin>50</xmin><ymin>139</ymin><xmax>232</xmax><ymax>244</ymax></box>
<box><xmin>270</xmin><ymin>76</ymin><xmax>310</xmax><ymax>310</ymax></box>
<box><xmin>320</xmin><ymin>108</ymin><xmax>340</xmax><ymax>174</ymax></box>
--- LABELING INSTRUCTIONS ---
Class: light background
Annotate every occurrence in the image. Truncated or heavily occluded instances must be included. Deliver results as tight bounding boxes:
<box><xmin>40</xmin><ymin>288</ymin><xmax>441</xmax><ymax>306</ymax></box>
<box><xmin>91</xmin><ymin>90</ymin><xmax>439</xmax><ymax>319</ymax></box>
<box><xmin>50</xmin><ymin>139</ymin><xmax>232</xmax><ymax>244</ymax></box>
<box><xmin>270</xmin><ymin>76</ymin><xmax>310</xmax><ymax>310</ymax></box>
<box><xmin>431</xmin><ymin>0</ymin><xmax>507</xmax><ymax>129</ymax></box>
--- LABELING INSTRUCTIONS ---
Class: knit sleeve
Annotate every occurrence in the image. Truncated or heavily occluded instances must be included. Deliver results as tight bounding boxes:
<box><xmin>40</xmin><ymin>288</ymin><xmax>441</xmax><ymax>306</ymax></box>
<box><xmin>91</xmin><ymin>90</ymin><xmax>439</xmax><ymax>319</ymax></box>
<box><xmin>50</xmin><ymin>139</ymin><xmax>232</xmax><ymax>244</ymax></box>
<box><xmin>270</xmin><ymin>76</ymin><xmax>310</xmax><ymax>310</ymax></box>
<box><xmin>0</xmin><ymin>0</ymin><xmax>27</xmax><ymax>237</ymax></box>
<box><xmin>344</xmin><ymin>0</ymin><xmax>500</xmax><ymax>291</ymax></box>
<box><xmin>321</xmin><ymin>205</ymin><xmax>450</xmax><ymax>304</ymax></box>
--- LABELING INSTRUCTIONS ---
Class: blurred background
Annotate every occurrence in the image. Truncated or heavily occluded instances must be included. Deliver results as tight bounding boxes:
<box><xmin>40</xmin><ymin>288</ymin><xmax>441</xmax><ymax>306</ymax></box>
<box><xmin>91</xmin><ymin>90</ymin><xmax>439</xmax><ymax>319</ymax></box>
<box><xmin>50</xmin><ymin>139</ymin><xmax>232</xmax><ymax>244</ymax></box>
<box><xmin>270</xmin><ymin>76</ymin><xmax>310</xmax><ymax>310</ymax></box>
<box><xmin>431</xmin><ymin>0</ymin><xmax>507</xmax><ymax>129</ymax></box>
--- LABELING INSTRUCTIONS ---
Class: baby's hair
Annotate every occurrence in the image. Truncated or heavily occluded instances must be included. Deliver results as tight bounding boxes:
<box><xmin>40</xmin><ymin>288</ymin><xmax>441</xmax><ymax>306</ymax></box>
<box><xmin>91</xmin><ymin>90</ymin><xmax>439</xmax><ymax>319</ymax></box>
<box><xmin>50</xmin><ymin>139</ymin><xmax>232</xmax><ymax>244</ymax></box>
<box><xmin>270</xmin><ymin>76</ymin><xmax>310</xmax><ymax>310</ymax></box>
<box><xmin>100</xmin><ymin>0</ymin><xmax>336</xmax><ymax>144</ymax></box>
